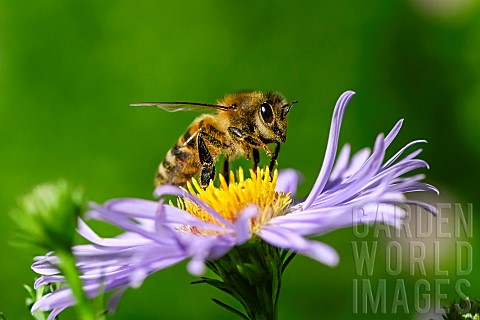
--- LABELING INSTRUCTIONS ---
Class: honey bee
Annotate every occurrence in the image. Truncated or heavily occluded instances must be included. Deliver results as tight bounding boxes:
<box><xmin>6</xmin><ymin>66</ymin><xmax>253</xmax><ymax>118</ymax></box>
<box><xmin>131</xmin><ymin>91</ymin><xmax>296</xmax><ymax>187</ymax></box>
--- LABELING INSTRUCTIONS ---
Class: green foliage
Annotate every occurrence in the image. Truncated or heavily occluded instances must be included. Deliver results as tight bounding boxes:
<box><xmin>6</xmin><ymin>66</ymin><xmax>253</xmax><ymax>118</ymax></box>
<box><xmin>25</xmin><ymin>283</ymin><xmax>61</xmax><ymax>320</ymax></box>
<box><xmin>444</xmin><ymin>298</ymin><xmax>480</xmax><ymax>320</ymax></box>
<box><xmin>193</xmin><ymin>240</ymin><xmax>289</xmax><ymax>320</ymax></box>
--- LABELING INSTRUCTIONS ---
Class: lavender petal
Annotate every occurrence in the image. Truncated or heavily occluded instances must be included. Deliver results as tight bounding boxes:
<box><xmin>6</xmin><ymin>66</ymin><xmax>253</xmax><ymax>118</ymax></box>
<box><xmin>302</xmin><ymin>90</ymin><xmax>356</xmax><ymax>209</ymax></box>
<box><xmin>275</xmin><ymin>169</ymin><xmax>302</xmax><ymax>196</ymax></box>
<box><xmin>257</xmin><ymin>226</ymin><xmax>339</xmax><ymax>266</ymax></box>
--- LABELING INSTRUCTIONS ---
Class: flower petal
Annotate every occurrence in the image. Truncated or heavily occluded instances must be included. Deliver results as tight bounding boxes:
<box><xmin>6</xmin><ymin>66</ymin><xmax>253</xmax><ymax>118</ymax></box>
<box><xmin>77</xmin><ymin>219</ymin><xmax>150</xmax><ymax>247</ymax></box>
<box><xmin>47</xmin><ymin>307</ymin><xmax>66</xmax><ymax>320</ymax></box>
<box><xmin>32</xmin><ymin>253</ymin><xmax>60</xmax><ymax>275</ymax></box>
<box><xmin>382</xmin><ymin>139</ymin><xmax>427</xmax><ymax>169</ymax></box>
<box><xmin>154</xmin><ymin>201</ymin><xmax>230</xmax><ymax>234</ymax></box>
<box><xmin>232</xmin><ymin>205</ymin><xmax>258</xmax><ymax>245</ymax></box>
<box><xmin>303</xmin><ymin>90</ymin><xmax>355</xmax><ymax>209</ymax></box>
<box><xmin>309</xmin><ymin>134</ymin><xmax>386</xmax><ymax>209</ymax></box>
<box><xmin>257</xmin><ymin>226</ymin><xmax>339</xmax><ymax>266</ymax></box>
<box><xmin>154</xmin><ymin>184</ymin><xmax>235</xmax><ymax>229</ymax></box>
<box><xmin>272</xmin><ymin>202</ymin><xmax>405</xmax><ymax>236</ymax></box>
<box><xmin>185</xmin><ymin>235</ymin><xmax>235</xmax><ymax>275</ymax></box>
<box><xmin>384</xmin><ymin>119</ymin><xmax>404</xmax><ymax>148</ymax></box>
<box><xmin>107</xmin><ymin>287</ymin><xmax>128</xmax><ymax>314</ymax></box>
<box><xmin>104</xmin><ymin>198</ymin><xmax>159</xmax><ymax>219</ymax></box>
<box><xmin>342</xmin><ymin>147</ymin><xmax>370</xmax><ymax>179</ymax></box>
<box><xmin>329</xmin><ymin>144</ymin><xmax>351</xmax><ymax>181</ymax></box>
<box><xmin>275</xmin><ymin>169</ymin><xmax>302</xmax><ymax>196</ymax></box>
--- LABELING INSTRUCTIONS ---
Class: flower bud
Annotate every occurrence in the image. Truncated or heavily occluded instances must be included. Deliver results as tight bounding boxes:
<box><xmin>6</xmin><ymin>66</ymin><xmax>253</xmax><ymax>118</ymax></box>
<box><xmin>11</xmin><ymin>180</ymin><xmax>84</xmax><ymax>252</ymax></box>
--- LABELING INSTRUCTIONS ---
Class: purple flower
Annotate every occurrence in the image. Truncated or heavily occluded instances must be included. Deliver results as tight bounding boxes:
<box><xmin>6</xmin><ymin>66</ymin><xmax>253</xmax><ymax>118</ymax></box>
<box><xmin>31</xmin><ymin>90</ymin><xmax>438</xmax><ymax>319</ymax></box>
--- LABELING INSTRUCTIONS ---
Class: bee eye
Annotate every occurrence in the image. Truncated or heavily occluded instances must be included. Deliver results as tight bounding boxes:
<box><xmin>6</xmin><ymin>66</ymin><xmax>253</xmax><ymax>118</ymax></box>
<box><xmin>260</xmin><ymin>103</ymin><xmax>274</xmax><ymax>124</ymax></box>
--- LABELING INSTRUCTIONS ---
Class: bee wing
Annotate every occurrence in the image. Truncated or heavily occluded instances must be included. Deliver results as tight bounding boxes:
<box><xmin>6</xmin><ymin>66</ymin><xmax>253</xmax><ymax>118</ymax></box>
<box><xmin>130</xmin><ymin>102</ymin><xmax>233</xmax><ymax>113</ymax></box>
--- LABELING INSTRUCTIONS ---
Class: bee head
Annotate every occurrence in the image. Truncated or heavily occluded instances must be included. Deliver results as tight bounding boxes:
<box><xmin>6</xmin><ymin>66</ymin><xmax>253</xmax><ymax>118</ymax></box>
<box><xmin>221</xmin><ymin>91</ymin><xmax>296</xmax><ymax>144</ymax></box>
<box><xmin>257</xmin><ymin>92</ymin><xmax>296</xmax><ymax>143</ymax></box>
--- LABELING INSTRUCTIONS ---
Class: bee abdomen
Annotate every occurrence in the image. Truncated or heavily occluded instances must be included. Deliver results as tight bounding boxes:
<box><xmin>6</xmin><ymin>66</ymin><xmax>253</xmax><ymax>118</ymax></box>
<box><xmin>171</xmin><ymin>143</ymin><xmax>191</xmax><ymax>161</ymax></box>
<box><xmin>155</xmin><ymin>137</ymin><xmax>200</xmax><ymax>187</ymax></box>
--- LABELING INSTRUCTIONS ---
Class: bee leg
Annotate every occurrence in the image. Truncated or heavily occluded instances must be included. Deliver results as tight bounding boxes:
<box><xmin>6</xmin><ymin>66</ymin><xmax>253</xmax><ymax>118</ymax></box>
<box><xmin>222</xmin><ymin>158</ymin><xmax>230</xmax><ymax>185</ymax></box>
<box><xmin>268</xmin><ymin>142</ymin><xmax>281</xmax><ymax>178</ymax></box>
<box><xmin>200</xmin><ymin>166</ymin><xmax>216</xmax><ymax>188</ymax></box>
<box><xmin>252</xmin><ymin>148</ymin><xmax>260</xmax><ymax>170</ymax></box>
<box><xmin>198</xmin><ymin>132</ymin><xmax>215</xmax><ymax>188</ymax></box>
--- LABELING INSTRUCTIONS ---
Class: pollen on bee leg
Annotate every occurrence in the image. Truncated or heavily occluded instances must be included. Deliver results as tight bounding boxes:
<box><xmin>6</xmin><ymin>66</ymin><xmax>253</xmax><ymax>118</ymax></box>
<box><xmin>263</xmin><ymin>145</ymin><xmax>272</xmax><ymax>156</ymax></box>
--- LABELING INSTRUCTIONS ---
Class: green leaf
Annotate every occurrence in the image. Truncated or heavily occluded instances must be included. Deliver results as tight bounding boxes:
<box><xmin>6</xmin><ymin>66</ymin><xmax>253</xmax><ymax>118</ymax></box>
<box><xmin>211</xmin><ymin>299</ymin><xmax>250</xmax><ymax>320</ymax></box>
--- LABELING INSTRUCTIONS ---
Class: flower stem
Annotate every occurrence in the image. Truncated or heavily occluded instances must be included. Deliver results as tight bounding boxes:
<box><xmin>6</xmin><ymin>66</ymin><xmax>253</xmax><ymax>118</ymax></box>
<box><xmin>57</xmin><ymin>250</ymin><xmax>96</xmax><ymax>320</ymax></box>
<box><xmin>205</xmin><ymin>240</ymin><xmax>283</xmax><ymax>320</ymax></box>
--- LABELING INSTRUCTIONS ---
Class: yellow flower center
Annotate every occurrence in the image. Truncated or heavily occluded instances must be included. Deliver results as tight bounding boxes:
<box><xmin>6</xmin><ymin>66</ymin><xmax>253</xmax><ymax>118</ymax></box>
<box><xmin>175</xmin><ymin>167</ymin><xmax>292</xmax><ymax>232</ymax></box>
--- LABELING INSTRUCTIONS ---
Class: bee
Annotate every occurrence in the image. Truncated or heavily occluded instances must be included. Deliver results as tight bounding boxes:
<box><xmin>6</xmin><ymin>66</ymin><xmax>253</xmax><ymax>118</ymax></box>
<box><xmin>131</xmin><ymin>91</ymin><xmax>296</xmax><ymax>188</ymax></box>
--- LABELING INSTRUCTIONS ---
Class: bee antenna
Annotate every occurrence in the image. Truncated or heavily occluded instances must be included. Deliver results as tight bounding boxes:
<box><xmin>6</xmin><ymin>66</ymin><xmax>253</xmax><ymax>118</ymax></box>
<box><xmin>282</xmin><ymin>100</ymin><xmax>298</xmax><ymax>118</ymax></box>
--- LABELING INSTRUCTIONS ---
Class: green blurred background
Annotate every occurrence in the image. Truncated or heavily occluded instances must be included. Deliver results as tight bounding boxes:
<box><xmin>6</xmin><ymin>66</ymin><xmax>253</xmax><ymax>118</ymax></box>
<box><xmin>1</xmin><ymin>0</ymin><xmax>479</xmax><ymax>319</ymax></box>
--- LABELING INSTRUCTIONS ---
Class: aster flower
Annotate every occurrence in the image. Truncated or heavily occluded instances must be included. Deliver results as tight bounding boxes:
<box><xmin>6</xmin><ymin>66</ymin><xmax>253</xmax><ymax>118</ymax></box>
<box><xmin>31</xmin><ymin>90</ymin><xmax>438</xmax><ymax>319</ymax></box>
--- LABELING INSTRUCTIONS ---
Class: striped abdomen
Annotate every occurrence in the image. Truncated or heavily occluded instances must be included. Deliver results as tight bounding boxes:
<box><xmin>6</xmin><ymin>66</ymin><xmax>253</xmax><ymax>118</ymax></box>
<box><xmin>155</xmin><ymin>125</ymin><xmax>201</xmax><ymax>187</ymax></box>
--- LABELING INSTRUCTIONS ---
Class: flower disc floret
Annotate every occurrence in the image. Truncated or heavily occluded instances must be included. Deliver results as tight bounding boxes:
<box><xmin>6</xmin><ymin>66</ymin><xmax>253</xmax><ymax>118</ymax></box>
<box><xmin>177</xmin><ymin>167</ymin><xmax>292</xmax><ymax>231</ymax></box>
